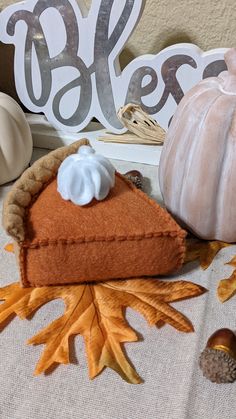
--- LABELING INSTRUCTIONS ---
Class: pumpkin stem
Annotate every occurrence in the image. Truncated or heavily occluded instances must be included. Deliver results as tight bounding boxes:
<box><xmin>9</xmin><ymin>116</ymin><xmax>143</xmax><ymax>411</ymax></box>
<box><xmin>224</xmin><ymin>48</ymin><xmax>236</xmax><ymax>93</ymax></box>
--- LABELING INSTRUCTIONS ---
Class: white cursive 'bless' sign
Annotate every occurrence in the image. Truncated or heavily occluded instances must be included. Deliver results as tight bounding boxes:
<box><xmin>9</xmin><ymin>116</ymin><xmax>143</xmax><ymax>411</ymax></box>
<box><xmin>0</xmin><ymin>0</ymin><xmax>227</xmax><ymax>132</ymax></box>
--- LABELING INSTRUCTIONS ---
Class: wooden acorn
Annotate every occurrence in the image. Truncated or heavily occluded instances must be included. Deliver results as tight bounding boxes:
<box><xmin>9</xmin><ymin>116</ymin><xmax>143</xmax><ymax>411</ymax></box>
<box><xmin>124</xmin><ymin>170</ymin><xmax>144</xmax><ymax>190</ymax></box>
<box><xmin>199</xmin><ymin>329</ymin><xmax>236</xmax><ymax>383</ymax></box>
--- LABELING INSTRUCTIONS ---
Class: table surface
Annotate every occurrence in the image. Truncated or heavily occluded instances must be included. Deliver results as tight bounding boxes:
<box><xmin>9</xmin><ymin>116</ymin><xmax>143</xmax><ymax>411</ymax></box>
<box><xmin>0</xmin><ymin>148</ymin><xmax>236</xmax><ymax>419</ymax></box>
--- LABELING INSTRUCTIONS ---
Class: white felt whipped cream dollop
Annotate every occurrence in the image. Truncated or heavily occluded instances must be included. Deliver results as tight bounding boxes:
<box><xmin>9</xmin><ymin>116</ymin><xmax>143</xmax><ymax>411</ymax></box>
<box><xmin>57</xmin><ymin>145</ymin><xmax>115</xmax><ymax>206</ymax></box>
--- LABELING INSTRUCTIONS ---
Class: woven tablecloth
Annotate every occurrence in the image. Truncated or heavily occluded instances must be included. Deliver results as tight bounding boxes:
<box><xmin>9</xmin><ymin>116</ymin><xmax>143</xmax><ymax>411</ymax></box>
<box><xmin>0</xmin><ymin>148</ymin><xmax>236</xmax><ymax>419</ymax></box>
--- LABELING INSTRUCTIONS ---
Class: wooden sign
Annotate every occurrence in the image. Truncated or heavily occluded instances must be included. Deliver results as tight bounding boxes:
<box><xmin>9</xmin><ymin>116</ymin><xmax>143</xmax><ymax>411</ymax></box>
<box><xmin>0</xmin><ymin>0</ymin><xmax>227</xmax><ymax>132</ymax></box>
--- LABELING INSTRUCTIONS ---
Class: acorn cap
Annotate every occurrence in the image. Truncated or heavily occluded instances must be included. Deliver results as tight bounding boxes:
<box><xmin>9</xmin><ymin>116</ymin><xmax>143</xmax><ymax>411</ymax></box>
<box><xmin>123</xmin><ymin>170</ymin><xmax>144</xmax><ymax>190</ymax></box>
<box><xmin>199</xmin><ymin>329</ymin><xmax>236</xmax><ymax>383</ymax></box>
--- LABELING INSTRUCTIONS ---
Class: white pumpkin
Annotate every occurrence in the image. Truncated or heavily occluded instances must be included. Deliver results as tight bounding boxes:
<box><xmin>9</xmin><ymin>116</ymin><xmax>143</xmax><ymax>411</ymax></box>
<box><xmin>0</xmin><ymin>93</ymin><xmax>32</xmax><ymax>185</ymax></box>
<box><xmin>159</xmin><ymin>48</ymin><xmax>236</xmax><ymax>242</ymax></box>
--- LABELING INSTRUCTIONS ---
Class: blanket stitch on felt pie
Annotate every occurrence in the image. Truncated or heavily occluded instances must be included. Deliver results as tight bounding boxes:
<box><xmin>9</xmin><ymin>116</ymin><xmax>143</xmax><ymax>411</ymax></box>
<box><xmin>3</xmin><ymin>140</ymin><xmax>186</xmax><ymax>287</ymax></box>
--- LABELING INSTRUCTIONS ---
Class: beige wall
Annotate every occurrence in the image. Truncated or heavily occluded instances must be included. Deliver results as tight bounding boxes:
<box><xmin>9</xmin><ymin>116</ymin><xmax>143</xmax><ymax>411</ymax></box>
<box><xmin>0</xmin><ymin>0</ymin><xmax>235</xmax><ymax>96</ymax></box>
<box><xmin>1</xmin><ymin>0</ymin><xmax>235</xmax><ymax>52</ymax></box>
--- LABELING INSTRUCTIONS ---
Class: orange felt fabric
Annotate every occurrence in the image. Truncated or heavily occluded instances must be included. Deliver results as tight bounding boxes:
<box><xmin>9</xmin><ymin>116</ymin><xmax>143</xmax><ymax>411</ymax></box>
<box><xmin>20</xmin><ymin>173</ymin><xmax>186</xmax><ymax>287</ymax></box>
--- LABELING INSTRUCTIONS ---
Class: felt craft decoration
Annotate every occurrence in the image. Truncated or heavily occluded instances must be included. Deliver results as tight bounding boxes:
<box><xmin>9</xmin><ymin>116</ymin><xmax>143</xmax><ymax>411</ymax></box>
<box><xmin>0</xmin><ymin>93</ymin><xmax>32</xmax><ymax>185</ymax></box>
<box><xmin>1</xmin><ymin>230</ymin><xmax>229</xmax><ymax>381</ymax></box>
<box><xmin>3</xmin><ymin>139</ymin><xmax>186</xmax><ymax>288</ymax></box>
<box><xmin>159</xmin><ymin>48</ymin><xmax>236</xmax><ymax>243</ymax></box>
<box><xmin>57</xmin><ymin>145</ymin><xmax>115</xmax><ymax>206</ymax></box>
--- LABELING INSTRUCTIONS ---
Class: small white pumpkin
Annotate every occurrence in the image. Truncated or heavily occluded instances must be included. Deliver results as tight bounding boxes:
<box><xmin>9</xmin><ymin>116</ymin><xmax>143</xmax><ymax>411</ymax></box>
<box><xmin>0</xmin><ymin>93</ymin><xmax>32</xmax><ymax>185</ymax></box>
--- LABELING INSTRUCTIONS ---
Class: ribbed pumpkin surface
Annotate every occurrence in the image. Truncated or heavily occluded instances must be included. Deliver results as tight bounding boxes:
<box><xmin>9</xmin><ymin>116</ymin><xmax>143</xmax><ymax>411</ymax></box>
<box><xmin>159</xmin><ymin>51</ymin><xmax>236</xmax><ymax>242</ymax></box>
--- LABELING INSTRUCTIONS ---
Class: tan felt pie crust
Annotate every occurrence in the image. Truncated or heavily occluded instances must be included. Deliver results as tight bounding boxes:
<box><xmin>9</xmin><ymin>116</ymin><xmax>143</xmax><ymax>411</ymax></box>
<box><xmin>3</xmin><ymin>139</ymin><xmax>89</xmax><ymax>243</ymax></box>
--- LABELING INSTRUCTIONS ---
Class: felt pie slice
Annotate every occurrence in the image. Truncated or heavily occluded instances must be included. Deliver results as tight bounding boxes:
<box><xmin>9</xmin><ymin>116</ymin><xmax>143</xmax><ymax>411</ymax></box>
<box><xmin>3</xmin><ymin>140</ymin><xmax>186</xmax><ymax>287</ymax></box>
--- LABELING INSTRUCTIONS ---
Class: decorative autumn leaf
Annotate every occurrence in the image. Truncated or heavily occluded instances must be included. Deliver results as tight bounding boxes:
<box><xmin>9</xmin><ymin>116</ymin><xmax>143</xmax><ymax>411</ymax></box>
<box><xmin>217</xmin><ymin>256</ymin><xmax>236</xmax><ymax>303</ymax></box>
<box><xmin>227</xmin><ymin>256</ymin><xmax>236</xmax><ymax>267</ymax></box>
<box><xmin>4</xmin><ymin>243</ymin><xmax>14</xmax><ymax>253</ymax></box>
<box><xmin>0</xmin><ymin>279</ymin><xmax>206</xmax><ymax>383</ymax></box>
<box><xmin>185</xmin><ymin>239</ymin><xmax>230</xmax><ymax>270</ymax></box>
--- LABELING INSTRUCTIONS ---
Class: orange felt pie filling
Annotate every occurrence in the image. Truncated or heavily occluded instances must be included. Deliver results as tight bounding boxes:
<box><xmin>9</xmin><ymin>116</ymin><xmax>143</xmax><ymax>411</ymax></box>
<box><xmin>19</xmin><ymin>173</ymin><xmax>186</xmax><ymax>287</ymax></box>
